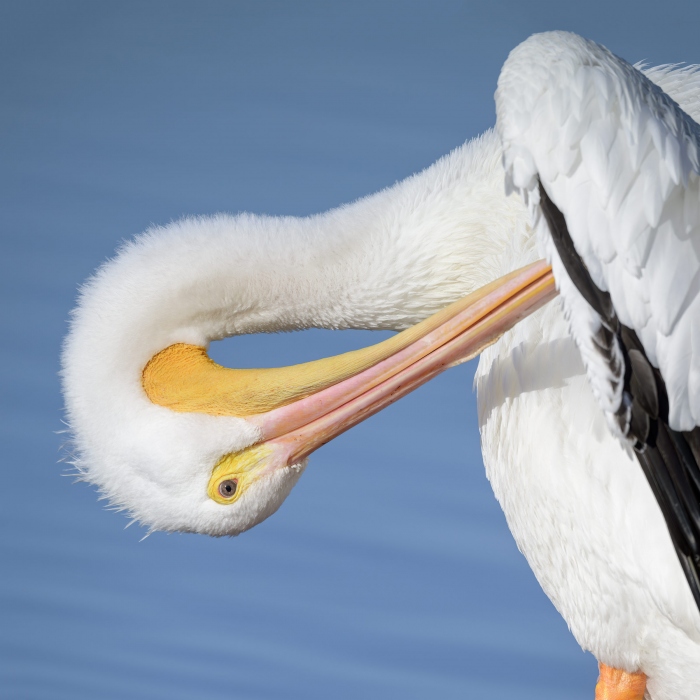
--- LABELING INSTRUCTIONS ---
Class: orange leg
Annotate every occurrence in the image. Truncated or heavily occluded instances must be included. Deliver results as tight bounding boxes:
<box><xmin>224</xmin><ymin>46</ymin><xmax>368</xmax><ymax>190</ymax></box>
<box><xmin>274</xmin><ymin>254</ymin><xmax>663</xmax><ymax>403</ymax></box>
<box><xmin>595</xmin><ymin>662</ymin><xmax>647</xmax><ymax>700</ymax></box>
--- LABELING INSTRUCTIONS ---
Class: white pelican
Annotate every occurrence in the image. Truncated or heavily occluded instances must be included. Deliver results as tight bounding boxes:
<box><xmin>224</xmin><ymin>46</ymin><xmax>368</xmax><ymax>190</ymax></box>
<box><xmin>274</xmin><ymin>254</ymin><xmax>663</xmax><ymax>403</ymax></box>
<box><xmin>62</xmin><ymin>32</ymin><xmax>700</xmax><ymax>700</ymax></box>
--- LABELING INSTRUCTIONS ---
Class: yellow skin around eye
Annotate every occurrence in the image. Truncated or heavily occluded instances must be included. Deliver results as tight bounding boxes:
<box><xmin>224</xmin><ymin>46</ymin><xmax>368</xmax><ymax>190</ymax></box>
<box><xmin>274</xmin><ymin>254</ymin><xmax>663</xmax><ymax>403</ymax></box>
<box><xmin>207</xmin><ymin>443</ymin><xmax>277</xmax><ymax>505</ymax></box>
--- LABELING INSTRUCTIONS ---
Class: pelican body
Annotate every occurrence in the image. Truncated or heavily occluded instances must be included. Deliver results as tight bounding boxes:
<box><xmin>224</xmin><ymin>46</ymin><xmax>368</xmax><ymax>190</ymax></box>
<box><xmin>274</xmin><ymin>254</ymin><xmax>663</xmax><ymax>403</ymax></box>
<box><xmin>62</xmin><ymin>33</ymin><xmax>700</xmax><ymax>700</ymax></box>
<box><xmin>494</xmin><ymin>32</ymin><xmax>700</xmax><ymax>698</ymax></box>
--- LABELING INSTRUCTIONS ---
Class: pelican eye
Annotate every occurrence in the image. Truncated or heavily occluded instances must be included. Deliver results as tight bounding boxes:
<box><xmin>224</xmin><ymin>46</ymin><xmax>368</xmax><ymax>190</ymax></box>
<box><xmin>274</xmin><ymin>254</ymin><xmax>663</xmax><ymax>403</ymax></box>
<box><xmin>218</xmin><ymin>479</ymin><xmax>238</xmax><ymax>500</ymax></box>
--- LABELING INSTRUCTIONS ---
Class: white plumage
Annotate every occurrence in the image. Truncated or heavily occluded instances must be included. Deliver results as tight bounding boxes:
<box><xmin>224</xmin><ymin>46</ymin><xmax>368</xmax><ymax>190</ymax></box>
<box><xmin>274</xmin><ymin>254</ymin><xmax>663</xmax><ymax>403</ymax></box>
<box><xmin>492</xmin><ymin>32</ymin><xmax>700</xmax><ymax>698</ymax></box>
<box><xmin>62</xmin><ymin>32</ymin><xmax>700</xmax><ymax>699</ymax></box>
<box><xmin>63</xmin><ymin>133</ymin><xmax>521</xmax><ymax>535</ymax></box>
<box><xmin>498</xmin><ymin>32</ymin><xmax>700</xmax><ymax>434</ymax></box>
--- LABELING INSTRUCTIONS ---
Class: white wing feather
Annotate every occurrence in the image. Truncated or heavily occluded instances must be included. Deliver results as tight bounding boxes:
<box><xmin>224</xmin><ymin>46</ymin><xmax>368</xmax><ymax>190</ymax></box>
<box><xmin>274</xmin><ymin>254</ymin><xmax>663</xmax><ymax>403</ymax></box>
<box><xmin>497</xmin><ymin>31</ymin><xmax>700</xmax><ymax>434</ymax></box>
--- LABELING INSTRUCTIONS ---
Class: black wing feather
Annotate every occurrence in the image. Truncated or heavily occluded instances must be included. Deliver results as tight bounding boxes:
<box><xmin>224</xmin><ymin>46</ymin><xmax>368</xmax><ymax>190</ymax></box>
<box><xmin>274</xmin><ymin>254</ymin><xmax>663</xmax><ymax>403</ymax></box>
<box><xmin>539</xmin><ymin>181</ymin><xmax>700</xmax><ymax>611</ymax></box>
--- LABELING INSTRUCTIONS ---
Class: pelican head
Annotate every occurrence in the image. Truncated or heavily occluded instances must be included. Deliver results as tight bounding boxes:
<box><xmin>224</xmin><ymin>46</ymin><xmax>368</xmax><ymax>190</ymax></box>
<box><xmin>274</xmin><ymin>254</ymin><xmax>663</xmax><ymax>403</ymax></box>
<box><xmin>62</xmin><ymin>146</ymin><xmax>555</xmax><ymax>537</ymax></box>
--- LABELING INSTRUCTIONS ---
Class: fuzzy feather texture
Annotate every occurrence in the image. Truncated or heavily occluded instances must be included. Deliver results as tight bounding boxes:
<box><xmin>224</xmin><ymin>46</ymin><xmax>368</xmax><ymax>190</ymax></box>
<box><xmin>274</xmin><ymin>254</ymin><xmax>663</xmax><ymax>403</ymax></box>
<box><xmin>62</xmin><ymin>133</ymin><xmax>517</xmax><ymax>536</ymax></box>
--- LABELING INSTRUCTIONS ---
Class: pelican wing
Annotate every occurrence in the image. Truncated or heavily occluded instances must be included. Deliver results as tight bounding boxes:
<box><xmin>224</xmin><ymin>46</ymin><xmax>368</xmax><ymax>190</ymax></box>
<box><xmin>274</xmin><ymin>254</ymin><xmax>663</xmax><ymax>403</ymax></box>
<box><xmin>496</xmin><ymin>31</ymin><xmax>700</xmax><ymax>608</ymax></box>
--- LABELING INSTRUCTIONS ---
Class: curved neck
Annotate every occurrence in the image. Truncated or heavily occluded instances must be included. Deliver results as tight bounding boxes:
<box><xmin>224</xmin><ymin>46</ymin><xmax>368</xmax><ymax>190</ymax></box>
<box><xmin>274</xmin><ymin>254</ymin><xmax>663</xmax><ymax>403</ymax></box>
<box><xmin>73</xmin><ymin>130</ymin><xmax>529</xmax><ymax>375</ymax></box>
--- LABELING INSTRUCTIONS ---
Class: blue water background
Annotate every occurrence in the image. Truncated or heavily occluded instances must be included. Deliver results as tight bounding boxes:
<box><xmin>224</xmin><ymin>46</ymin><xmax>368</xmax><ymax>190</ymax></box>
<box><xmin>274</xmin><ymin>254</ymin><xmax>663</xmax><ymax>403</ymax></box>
<box><xmin>2</xmin><ymin>2</ymin><xmax>699</xmax><ymax>698</ymax></box>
